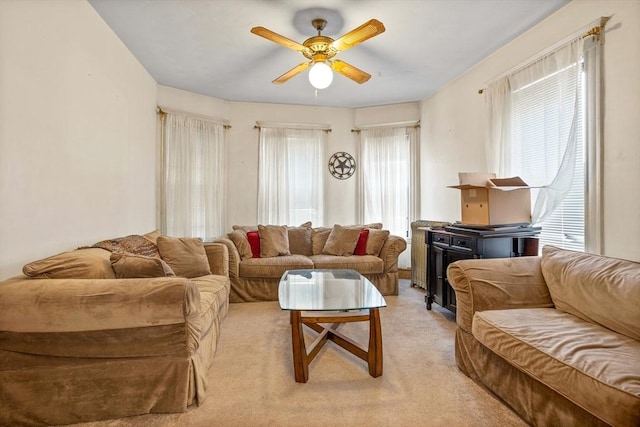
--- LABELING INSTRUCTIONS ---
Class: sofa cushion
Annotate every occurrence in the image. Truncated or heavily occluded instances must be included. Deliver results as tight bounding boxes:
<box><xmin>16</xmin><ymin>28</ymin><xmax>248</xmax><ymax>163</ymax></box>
<box><xmin>157</xmin><ymin>236</ymin><xmax>212</xmax><ymax>278</ymax></box>
<box><xmin>110</xmin><ymin>252</ymin><xmax>175</xmax><ymax>278</ymax></box>
<box><xmin>354</xmin><ymin>229</ymin><xmax>370</xmax><ymax>256</ymax></box>
<box><xmin>472</xmin><ymin>308</ymin><xmax>640</xmax><ymax>427</ymax></box>
<box><xmin>91</xmin><ymin>234</ymin><xmax>160</xmax><ymax>258</ymax></box>
<box><xmin>246</xmin><ymin>231</ymin><xmax>261</xmax><ymax>258</ymax></box>
<box><xmin>258</xmin><ymin>224</ymin><xmax>290</xmax><ymax>257</ymax></box>
<box><xmin>288</xmin><ymin>222</ymin><xmax>313</xmax><ymax>256</ymax></box>
<box><xmin>541</xmin><ymin>246</ymin><xmax>640</xmax><ymax>341</ymax></box>
<box><xmin>22</xmin><ymin>248</ymin><xmax>116</xmax><ymax>279</ymax></box>
<box><xmin>322</xmin><ymin>225</ymin><xmax>363</xmax><ymax>256</ymax></box>
<box><xmin>312</xmin><ymin>227</ymin><xmax>332</xmax><ymax>255</ymax></box>
<box><xmin>190</xmin><ymin>275</ymin><xmax>230</xmax><ymax>337</ymax></box>
<box><xmin>310</xmin><ymin>255</ymin><xmax>384</xmax><ymax>275</ymax></box>
<box><xmin>227</xmin><ymin>230</ymin><xmax>253</xmax><ymax>260</ymax></box>
<box><xmin>239</xmin><ymin>255</ymin><xmax>313</xmax><ymax>279</ymax></box>
<box><xmin>366</xmin><ymin>229</ymin><xmax>390</xmax><ymax>256</ymax></box>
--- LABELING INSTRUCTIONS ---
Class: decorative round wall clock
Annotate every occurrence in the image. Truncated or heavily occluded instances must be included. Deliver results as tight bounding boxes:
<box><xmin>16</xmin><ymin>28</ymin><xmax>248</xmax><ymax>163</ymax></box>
<box><xmin>328</xmin><ymin>152</ymin><xmax>356</xmax><ymax>180</ymax></box>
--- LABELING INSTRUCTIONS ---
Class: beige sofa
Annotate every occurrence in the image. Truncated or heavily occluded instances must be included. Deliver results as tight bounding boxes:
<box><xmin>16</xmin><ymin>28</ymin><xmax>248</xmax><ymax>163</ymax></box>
<box><xmin>447</xmin><ymin>246</ymin><xmax>640</xmax><ymax>426</ymax></box>
<box><xmin>0</xmin><ymin>233</ymin><xmax>230</xmax><ymax>426</ymax></box>
<box><xmin>215</xmin><ymin>223</ymin><xmax>407</xmax><ymax>302</ymax></box>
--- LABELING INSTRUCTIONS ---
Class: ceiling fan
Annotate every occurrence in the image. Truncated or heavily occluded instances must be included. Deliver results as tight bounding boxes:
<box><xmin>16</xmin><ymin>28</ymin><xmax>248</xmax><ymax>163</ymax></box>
<box><xmin>250</xmin><ymin>18</ymin><xmax>385</xmax><ymax>89</ymax></box>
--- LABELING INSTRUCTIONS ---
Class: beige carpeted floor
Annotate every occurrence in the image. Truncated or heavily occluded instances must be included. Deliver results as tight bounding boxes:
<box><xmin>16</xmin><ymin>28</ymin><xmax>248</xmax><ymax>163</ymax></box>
<box><xmin>71</xmin><ymin>280</ymin><xmax>526</xmax><ymax>427</ymax></box>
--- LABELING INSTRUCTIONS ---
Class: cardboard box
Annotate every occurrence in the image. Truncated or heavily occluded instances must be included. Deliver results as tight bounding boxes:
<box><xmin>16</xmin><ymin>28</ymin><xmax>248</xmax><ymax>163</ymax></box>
<box><xmin>449</xmin><ymin>173</ymin><xmax>532</xmax><ymax>226</ymax></box>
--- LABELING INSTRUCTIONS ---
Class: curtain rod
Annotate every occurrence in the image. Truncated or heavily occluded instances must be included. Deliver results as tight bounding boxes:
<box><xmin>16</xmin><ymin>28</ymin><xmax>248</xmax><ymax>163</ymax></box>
<box><xmin>253</xmin><ymin>121</ymin><xmax>331</xmax><ymax>132</ymax></box>
<box><xmin>477</xmin><ymin>16</ymin><xmax>610</xmax><ymax>94</ymax></box>
<box><xmin>156</xmin><ymin>107</ymin><xmax>231</xmax><ymax>129</ymax></box>
<box><xmin>351</xmin><ymin>120</ymin><xmax>420</xmax><ymax>133</ymax></box>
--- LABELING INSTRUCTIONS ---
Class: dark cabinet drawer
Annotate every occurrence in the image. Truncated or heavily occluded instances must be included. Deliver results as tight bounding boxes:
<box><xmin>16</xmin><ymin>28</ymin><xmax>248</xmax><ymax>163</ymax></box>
<box><xmin>451</xmin><ymin>236</ymin><xmax>474</xmax><ymax>251</ymax></box>
<box><xmin>432</xmin><ymin>233</ymin><xmax>450</xmax><ymax>246</ymax></box>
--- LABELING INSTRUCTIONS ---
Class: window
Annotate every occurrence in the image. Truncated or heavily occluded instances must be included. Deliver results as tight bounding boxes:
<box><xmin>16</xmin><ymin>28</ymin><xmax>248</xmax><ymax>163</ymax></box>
<box><xmin>160</xmin><ymin>113</ymin><xmax>227</xmax><ymax>239</ymax></box>
<box><xmin>359</xmin><ymin>126</ymin><xmax>419</xmax><ymax>239</ymax></box>
<box><xmin>487</xmin><ymin>30</ymin><xmax>603</xmax><ymax>253</ymax></box>
<box><xmin>257</xmin><ymin>126</ymin><xmax>325</xmax><ymax>225</ymax></box>
<box><xmin>511</xmin><ymin>61</ymin><xmax>585</xmax><ymax>251</ymax></box>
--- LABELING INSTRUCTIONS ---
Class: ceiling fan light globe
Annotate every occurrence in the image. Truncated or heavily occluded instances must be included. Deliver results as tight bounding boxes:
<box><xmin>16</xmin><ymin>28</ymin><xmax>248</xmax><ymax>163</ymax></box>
<box><xmin>308</xmin><ymin>62</ymin><xmax>333</xmax><ymax>89</ymax></box>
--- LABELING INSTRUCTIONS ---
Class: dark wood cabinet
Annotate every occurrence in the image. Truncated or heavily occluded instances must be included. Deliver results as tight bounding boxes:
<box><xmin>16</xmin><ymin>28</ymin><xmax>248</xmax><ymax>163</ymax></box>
<box><xmin>425</xmin><ymin>227</ymin><xmax>540</xmax><ymax>313</ymax></box>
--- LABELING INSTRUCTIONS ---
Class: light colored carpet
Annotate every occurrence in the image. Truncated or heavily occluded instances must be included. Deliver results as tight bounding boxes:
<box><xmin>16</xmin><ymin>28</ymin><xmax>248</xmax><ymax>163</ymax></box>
<box><xmin>71</xmin><ymin>280</ymin><xmax>526</xmax><ymax>427</ymax></box>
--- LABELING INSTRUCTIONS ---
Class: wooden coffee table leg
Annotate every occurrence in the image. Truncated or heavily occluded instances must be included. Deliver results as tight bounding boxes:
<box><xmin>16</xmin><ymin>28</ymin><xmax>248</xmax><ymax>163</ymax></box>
<box><xmin>290</xmin><ymin>310</ymin><xmax>309</xmax><ymax>383</ymax></box>
<box><xmin>368</xmin><ymin>308</ymin><xmax>383</xmax><ymax>377</ymax></box>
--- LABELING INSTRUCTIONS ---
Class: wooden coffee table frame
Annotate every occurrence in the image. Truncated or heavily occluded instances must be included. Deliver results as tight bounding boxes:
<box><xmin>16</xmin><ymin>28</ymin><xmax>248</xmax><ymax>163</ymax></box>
<box><xmin>290</xmin><ymin>308</ymin><xmax>383</xmax><ymax>383</ymax></box>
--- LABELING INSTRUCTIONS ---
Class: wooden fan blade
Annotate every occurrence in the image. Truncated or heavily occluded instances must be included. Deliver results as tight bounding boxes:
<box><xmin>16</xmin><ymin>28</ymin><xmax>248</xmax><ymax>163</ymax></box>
<box><xmin>250</xmin><ymin>26</ymin><xmax>307</xmax><ymax>52</ymax></box>
<box><xmin>330</xmin><ymin>19</ymin><xmax>385</xmax><ymax>52</ymax></box>
<box><xmin>273</xmin><ymin>62</ymin><xmax>311</xmax><ymax>84</ymax></box>
<box><xmin>330</xmin><ymin>60</ymin><xmax>371</xmax><ymax>84</ymax></box>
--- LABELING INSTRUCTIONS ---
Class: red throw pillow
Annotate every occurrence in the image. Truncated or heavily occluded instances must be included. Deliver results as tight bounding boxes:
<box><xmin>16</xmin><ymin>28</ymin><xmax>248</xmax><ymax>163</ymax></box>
<box><xmin>246</xmin><ymin>231</ymin><xmax>261</xmax><ymax>258</ymax></box>
<box><xmin>353</xmin><ymin>229</ymin><xmax>370</xmax><ymax>256</ymax></box>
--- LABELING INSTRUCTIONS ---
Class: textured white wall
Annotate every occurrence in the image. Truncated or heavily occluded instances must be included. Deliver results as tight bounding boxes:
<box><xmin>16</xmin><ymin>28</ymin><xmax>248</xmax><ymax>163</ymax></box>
<box><xmin>0</xmin><ymin>0</ymin><xmax>158</xmax><ymax>279</ymax></box>
<box><xmin>420</xmin><ymin>0</ymin><xmax>640</xmax><ymax>261</ymax></box>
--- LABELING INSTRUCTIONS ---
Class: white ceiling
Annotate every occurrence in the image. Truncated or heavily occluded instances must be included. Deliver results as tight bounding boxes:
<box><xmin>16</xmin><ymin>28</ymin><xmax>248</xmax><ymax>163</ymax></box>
<box><xmin>88</xmin><ymin>0</ymin><xmax>570</xmax><ymax>109</ymax></box>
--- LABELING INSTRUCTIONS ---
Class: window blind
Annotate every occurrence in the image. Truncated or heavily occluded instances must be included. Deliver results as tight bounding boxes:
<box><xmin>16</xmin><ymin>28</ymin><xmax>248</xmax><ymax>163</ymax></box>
<box><xmin>511</xmin><ymin>63</ymin><xmax>585</xmax><ymax>251</ymax></box>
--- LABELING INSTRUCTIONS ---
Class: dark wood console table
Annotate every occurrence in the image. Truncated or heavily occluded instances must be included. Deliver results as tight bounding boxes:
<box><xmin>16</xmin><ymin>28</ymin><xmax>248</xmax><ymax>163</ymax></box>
<box><xmin>425</xmin><ymin>226</ymin><xmax>540</xmax><ymax>313</ymax></box>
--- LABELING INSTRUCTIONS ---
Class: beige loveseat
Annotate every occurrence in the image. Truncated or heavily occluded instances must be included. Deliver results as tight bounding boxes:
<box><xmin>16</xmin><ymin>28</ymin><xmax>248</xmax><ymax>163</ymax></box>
<box><xmin>0</xmin><ymin>232</ymin><xmax>230</xmax><ymax>426</ymax></box>
<box><xmin>215</xmin><ymin>223</ymin><xmax>407</xmax><ymax>302</ymax></box>
<box><xmin>447</xmin><ymin>246</ymin><xmax>640</xmax><ymax>426</ymax></box>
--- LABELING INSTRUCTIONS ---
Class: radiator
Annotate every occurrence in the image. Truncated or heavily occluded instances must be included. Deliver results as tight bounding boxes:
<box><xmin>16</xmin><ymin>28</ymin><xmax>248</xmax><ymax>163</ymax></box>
<box><xmin>410</xmin><ymin>220</ymin><xmax>450</xmax><ymax>289</ymax></box>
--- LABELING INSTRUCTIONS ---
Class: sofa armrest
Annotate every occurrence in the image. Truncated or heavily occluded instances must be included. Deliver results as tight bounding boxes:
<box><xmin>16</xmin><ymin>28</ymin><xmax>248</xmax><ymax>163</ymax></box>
<box><xmin>447</xmin><ymin>257</ymin><xmax>553</xmax><ymax>333</ymax></box>
<box><xmin>379</xmin><ymin>235</ymin><xmax>407</xmax><ymax>273</ymax></box>
<box><xmin>213</xmin><ymin>237</ymin><xmax>240</xmax><ymax>278</ymax></box>
<box><xmin>0</xmin><ymin>277</ymin><xmax>200</xmax><ymax>335</ymax></box>
<box><xmin>204</xmin><ymin>242</ymin><xmax>229</xmax><ymax>277</ymax></box>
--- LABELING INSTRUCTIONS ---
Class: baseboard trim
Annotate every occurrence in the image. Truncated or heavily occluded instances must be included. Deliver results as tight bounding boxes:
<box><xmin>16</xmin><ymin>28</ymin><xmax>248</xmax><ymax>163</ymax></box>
<box><xmin>398</xmin><ymin>269</ymin><xmax>411</xmax><ymax>280</ymax></box>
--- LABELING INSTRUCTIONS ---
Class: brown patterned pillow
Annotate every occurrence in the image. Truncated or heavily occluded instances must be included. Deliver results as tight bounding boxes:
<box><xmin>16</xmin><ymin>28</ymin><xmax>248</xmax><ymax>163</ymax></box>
<box><xmin>322</xmin><ymin>225</ymin><xmax>363</xmax><ymax>256</ymax></box>
<box><xmin>156</xmin><ymin>236</ymin><xmax>211</xmax><ymax>278</ymax></box>
<box><xmin>110</xmin><ymin>252</ymin><xmax>175</xmax><ymax>278</ymax></box>
<box><xmin>258</xmin><ymin>224</ymin><xmax>290</xmax><ymax>257</ymax></box>
<box><xmin>288</xmin><ymin>222</ymin><xmax>313</xmax><ymax>256</ymax></box>
<box><xmin>92</xmin><ymin>234</ymin><xmax>160</xmax><ymax>258</ymax></box>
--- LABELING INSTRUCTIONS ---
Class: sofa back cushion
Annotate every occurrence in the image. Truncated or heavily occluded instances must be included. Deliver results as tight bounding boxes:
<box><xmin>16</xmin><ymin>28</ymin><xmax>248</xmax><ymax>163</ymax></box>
<box><xmin>227</xmin><ymin>230</ymin><xmax>253</xmax><ymax>260</ymax></box>
<box><xmin>110</xmin><ymin>252</ymin><xmax>175</xmax><ymax>278</ymax></box>
<box><xmin>258</xmin><ymin>224</ymin><xmax>290</xmax><ymax>257</ymax></box>
<box><xmin>366</xmin><ymin>229</ymin><xmax>390</xmax><ymax>256</ymax></box>
<box><xmin>322</xmin><ymin>225</ymin><xmax>363</xmax><ymax>256</ymax></box>
<box><xmin>157</xmin><ymin>236</ymin><xmax>212</xmax><ymax>278</ymax></box>
<box><xmin>353</xmin><ymin>229</ymin><xmax>370</xmax><ymax>256</ymax></box>
<box><xmin>287</xmin><ymin>222</ymin><xmax>313</xmax><ymax>256</ymax></box>
<box><xmin>312</xmin><ymin>227</ymin><xmax>332</xmax><ymax>255</ymax></box>
<box><xmin>246</xmin><ymin>231</ymin><xmax>261</xmax><ymax>258</ymax></box>
<box><xmin>541</xmin><ymin>245</ymin><xmax>640</xmax><ymax>341</ymax></box>
<box><xmin>22</xmin><ymin>248</ymin><xmax>116</xmax><ymax>279</ymax></box>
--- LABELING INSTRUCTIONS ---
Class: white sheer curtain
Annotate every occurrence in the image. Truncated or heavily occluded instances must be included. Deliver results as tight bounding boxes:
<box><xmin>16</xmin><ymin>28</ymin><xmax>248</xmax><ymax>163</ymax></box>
<box><xmin>257</xmin><ymin>127</ymin><xmax>324</xmax><ymax>225</ymax></box>
<box><xmin>359</xmin><ymin>126</ymin><xmax>418</xmax><ymax>239</ymax></box>
<box><xmin>161</xmin><ymin>113</ymin><xmax>227</xmax><ymax>239</ymax></box>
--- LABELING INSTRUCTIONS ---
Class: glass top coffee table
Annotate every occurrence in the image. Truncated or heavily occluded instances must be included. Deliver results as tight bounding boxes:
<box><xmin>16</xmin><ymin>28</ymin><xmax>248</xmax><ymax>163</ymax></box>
<box><xmin>278</xmin><ymin>269</ymin><xmax>387</xmax><ymax>383</ymax></box>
